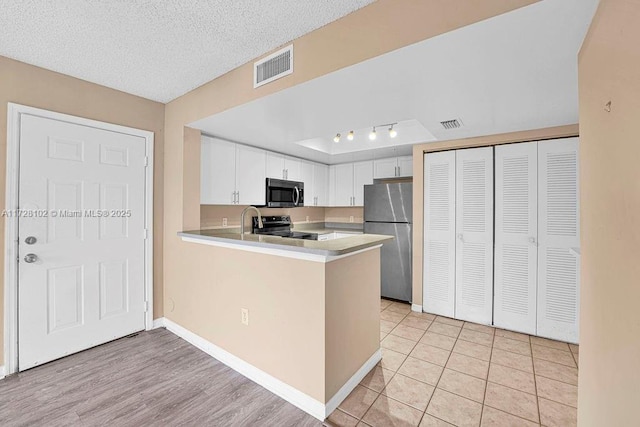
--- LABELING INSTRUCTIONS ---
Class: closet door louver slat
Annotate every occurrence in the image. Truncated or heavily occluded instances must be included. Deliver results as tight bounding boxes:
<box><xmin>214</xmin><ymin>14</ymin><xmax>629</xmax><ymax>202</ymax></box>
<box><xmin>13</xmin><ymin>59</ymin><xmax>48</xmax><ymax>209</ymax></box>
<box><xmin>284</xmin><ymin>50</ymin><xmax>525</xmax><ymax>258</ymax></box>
<box><xmin>423</xmin><ymin>151</ymin><xmax>456</xmax><ymax>317</ymax></box>
<box><xmin>454</xmin><ymin>147</ymin><xmax>494</xmax><ymax>325</ymax></box>
<box><xmin>537</xmin><ymin>138</ymin><xmax>580</xmax><ymax>343</ymax></box>
<box><xmin>494</xmin><ymin>142</ymin><xmax>538</xmax><ymax>335</ymax></box>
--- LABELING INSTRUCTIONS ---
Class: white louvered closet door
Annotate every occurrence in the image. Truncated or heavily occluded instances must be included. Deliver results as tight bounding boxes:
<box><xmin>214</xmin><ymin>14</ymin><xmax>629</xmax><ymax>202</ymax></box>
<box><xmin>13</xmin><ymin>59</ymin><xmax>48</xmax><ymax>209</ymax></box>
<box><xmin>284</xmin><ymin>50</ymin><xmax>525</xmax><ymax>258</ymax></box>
<box><xmin>423</xmin><ymin>151</ymin><xmax>456</xmax><ymax>317</ymax></box>
<box><xmin>537</xmin><ymin>138</ymin><xmax>580</xmax><ymax>343</ymax></box>
<box><xmin>494</xmin><ymin>142</ymin><xmax>538</xmax><ymax>334</ymax></box>
<box><xmin>455</xmin><ymin>147</ymin><xmax>494</xmax><ymax>324</ymax></box>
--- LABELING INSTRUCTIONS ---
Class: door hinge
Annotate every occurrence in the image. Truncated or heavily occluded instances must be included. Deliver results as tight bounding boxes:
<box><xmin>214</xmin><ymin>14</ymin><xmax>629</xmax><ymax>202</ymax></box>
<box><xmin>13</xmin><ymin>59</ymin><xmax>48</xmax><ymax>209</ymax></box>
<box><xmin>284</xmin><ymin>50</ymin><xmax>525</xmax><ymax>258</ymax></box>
<box><xmin>143</xmin><ymin>229</ymin><xmax>149</xmax><ymax>240</ymax></box>
<box><xmin>144</xmin><ymin>156</ymin><xmax>149</xmax><ymax>167</ymax></box>
<box><xmin>144</xmin><ymin>301</ymin><xmax>150</xmax><ymax>313</ymax></box>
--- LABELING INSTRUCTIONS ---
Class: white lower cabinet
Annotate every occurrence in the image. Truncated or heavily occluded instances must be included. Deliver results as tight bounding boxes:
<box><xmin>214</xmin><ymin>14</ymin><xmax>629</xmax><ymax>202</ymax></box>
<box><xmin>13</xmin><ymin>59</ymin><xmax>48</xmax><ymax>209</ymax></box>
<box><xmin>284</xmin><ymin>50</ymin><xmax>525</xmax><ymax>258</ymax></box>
<box><xmin>424</xmin><ymin>138</ymin><xmax>580</xmax><ymax>343</ymax></box>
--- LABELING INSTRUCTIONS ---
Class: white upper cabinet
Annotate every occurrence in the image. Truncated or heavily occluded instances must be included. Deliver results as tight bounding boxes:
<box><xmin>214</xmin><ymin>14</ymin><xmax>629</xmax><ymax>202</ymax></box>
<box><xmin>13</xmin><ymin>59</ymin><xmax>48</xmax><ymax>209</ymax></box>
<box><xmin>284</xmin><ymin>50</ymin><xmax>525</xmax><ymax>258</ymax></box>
<box><xmin>494</xmin><ymin>142</ymin><xmax>538</xmax><ymax>335</ymax></box>
<box><xmin>374</xmin><ymin>157</ymin><xmax>398</xmax><ymax>179</ymax></box>
<box><xmin>266</xmin><ymin>152</ymin><xmax>285</xmax><ymax>179</ymax></box>
<box><xmin>333</xmin><ymin>163</ymin><xmax>354</xmax><ymax>207</ymax></box>
<box><xmin>302</xmin><ymin>161</ymin><xmax>329</xmax><ymax>207</ymax></box>
<box><xmin>353</xmin><ymin>161</ymin><xmax>374</xmax><ymax>206</ymax></box>
<box><xmin>537</xmin><ymin>137</ymin><xmax>580</xmax><ymax>343</ymax></box>
<box><xmin>373</xmin><ymin>155</ymin><xmax>414</xmax><ymax>178</ymax></box>
<box><xmin>397</xmin><ymin>156</ymin><xmax>413</xmax><ymax>177</ymax></box>
<box><xmin>265</xmin><ymin>153</ymin><xmax>302</xmax><ymax>181</ymax></box>
<box><xmin>201</xmin><ymin>137</ymin><xmax>265</xmax><ymax>205</ymax></box>
<box><xmin>201</xmin><ymin>137</ymin><xmax>236</xmax><ymax>205</ymax></box>
<box><xmin>313</xmin><ymin>163</ymin><xmax>329</xmax><ymax>206</ymax></box>
<box><xmin>284</xmin><ymin>156</ymin><xmax>302</xmax><ymax>181</ymax></box>
<box><xmin>454</xmin><ymin>147</ymin><xmax>494</xmax><ymax>325</ymax></box>
<box><xmin>236</xmin><ymin>144</ymin><xmax>266</xmax><ymax>206</ymax></box>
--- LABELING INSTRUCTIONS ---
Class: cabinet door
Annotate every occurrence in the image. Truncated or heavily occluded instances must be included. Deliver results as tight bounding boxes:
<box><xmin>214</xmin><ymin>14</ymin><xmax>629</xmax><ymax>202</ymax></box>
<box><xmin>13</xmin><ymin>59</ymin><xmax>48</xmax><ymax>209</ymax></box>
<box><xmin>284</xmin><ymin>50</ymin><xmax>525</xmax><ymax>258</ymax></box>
<box><xmin>300</xmin><ymin>160</ymin><xmax>315</xmax><ymax>205</ymax></box>
<box><xmin>423</xmin><ymin>151</ymin><xmax>456</xmax><ymax>317</ymax></box>
<box><xmin>266</xmin><ymin>152</ymin><xmax>285</xmax><ymax>179</ymax></box>
<box><xmin>537</xmin><ymin>138</ymin><xmax>580</xmax><ymax>343</ymax></box>
<box><xmin>374</xmin><ymin>157</ymin><xmax>398</xmax><ymax>179</ymax></box>
<box><xmin>494</xmin><ymin>142</ymin><xmax>538</xmax><ymax>335</ymax></box>
<box><xmin>329</xmin><ymin>165</ymin><xmax>337</xmax><ymax>206</ymax></box>
<box><xmin>236</xmin><ymin>144</ymin><xmax>266</xmax><ymax>206</ymax></box>
<box><xmin>313</xmin><ymin>164</ymin><xmax>329</xmax><ymax>206</ymax></box>
<box><xmin>353</xmin><ymin>161</ymin><xmax>374</xmax><ymax>206</ymax></box>
<box><xmin>201</xmin><ymin>137</ymin><xmax>236</xmax><ymax>204</ymax></box>
<box><xmin>397</xmin><ymin>156</ymin><xmax>414</xmax><ymax>177</ymax></box>
<box><xmin>333</xmin><ymin>163</ymin><xmax>354</xmax><ymax>207</ymax></box>
<box><xmin>455</xmin><ymin>147</ymin><xmax>494</xmax><ymax>325</ymax></box>
<box><xmin>284</xmin><ymin>156</ymin><xmax>302</xmax><ymax>181</ymax></box>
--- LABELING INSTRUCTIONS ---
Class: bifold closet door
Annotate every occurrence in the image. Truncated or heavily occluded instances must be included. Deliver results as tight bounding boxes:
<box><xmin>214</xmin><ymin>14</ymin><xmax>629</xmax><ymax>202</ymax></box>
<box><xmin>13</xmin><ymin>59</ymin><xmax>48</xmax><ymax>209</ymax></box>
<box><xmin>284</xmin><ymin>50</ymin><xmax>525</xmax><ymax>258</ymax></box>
<box><xmin>537</xmin><ymin>138</ymin><xmax>580</xmax><ymax>343</ymax></box>
<box><xmin>494</xmin><ymin>142</ymin><xmax>538</xmax><ymax>334</ymax></box>
<box><xmin>455</xmin><ymin>147</ymin><xmax>494</xmax><ymax>324</ymax></box>
<box><xmin>423</xmin><ymin>151</ymin><xmax>456</xmax><ymax>317</ymax></box>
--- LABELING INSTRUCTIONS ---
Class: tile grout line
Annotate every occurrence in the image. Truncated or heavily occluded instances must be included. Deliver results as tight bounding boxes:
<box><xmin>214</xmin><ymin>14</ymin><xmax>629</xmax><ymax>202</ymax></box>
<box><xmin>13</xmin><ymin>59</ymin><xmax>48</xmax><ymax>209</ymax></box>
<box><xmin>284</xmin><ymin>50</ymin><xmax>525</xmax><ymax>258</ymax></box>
<box><xmin>479</xmin><ymin>326</ymin><xmax>496</xmax><ymax>427</ymax></box>
<box><xmin>530</xmin><ymin>334</ymin><xmax>543</xmax><ymax>425</ymax></box>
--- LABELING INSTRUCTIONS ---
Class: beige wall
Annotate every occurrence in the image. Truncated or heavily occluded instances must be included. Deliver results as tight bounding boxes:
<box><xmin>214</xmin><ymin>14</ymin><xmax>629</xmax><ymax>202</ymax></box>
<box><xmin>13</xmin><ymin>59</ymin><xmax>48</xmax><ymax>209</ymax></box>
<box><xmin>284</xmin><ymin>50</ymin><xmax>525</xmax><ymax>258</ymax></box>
<box><xmin>162</xmin><ymin>0</ymin><xmax>538</xmax><ymax>399</ymax></box>
<box><xmin>577</xmin><ymin>0</ymin><xmax>640</xmax><ymax>424</ymax></box>
<box><xmin>411</xmin><ymin>125</ymin><xmax>579</xmax><ymax>306</ymax></box>
<box><xmin>200</xmin><ymin>205</ymin><xmax>363</xmax><ymax>229</ymax></box>
<box><xmin>0</xmin><ymin>56</ymin><xmax>165</xmax><ymax>364</ymax></box>
<box><xmin>325</xmin><ymin>248</ymin><xmax>380</xmax><ymax>400</ymax></box>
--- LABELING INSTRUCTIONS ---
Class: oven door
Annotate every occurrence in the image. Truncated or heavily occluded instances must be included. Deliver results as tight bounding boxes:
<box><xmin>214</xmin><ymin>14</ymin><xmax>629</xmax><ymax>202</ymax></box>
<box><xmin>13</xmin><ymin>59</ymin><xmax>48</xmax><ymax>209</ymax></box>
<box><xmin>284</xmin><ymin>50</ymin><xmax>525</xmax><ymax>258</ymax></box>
<box><xmin>266</xmin><ymin>178</ymin><xmax>304</xmax><ymax>207</ymax></box>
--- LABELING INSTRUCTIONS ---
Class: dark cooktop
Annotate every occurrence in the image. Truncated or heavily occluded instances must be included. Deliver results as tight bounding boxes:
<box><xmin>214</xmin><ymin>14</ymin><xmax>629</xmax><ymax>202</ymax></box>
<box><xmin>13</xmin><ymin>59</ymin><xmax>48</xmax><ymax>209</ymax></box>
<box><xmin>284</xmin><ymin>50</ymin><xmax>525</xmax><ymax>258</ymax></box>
<box><xmin>252</xmin><ymin>215</ymin><xmax>318</xmax><ymax>240</ymax></box>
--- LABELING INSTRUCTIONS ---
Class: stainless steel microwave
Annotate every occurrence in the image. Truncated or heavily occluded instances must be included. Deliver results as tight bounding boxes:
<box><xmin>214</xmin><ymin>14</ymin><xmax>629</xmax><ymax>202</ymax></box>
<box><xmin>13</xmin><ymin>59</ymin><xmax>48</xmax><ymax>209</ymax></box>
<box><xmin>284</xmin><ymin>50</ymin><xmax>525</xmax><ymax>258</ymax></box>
<box><xmin>265</xmin><ymin>178</ymin><xmax>304</xmax><ymax>207</ymax></box>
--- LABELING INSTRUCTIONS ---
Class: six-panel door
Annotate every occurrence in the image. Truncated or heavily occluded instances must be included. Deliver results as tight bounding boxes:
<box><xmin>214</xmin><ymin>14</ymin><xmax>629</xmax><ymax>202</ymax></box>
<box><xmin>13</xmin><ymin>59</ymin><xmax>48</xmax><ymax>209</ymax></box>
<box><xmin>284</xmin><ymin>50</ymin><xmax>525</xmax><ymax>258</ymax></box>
<box><xmin>18</xmin><ymin>115</ymin><xmax>147</xmax><ymax>370</ymax></box>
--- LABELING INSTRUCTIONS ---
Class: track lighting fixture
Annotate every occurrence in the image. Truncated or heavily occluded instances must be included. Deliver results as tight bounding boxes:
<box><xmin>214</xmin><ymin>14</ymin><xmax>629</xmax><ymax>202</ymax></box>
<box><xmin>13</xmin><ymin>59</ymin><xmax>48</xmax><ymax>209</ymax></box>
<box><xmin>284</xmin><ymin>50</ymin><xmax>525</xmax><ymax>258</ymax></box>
<box><xmin>332</xmin><ymin>123</ymin><xmax>397</xmax><ymax>142</ymax></box>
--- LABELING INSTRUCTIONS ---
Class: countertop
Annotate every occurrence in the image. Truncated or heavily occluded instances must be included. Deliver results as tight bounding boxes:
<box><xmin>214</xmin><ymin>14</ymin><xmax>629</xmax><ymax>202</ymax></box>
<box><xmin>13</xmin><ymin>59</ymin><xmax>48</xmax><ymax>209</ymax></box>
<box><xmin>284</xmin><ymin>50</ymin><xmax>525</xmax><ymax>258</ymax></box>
<box><xmin>178</xmin><ymin>227</ymin><xmax>392</xmax><ymax>257</ymax></box>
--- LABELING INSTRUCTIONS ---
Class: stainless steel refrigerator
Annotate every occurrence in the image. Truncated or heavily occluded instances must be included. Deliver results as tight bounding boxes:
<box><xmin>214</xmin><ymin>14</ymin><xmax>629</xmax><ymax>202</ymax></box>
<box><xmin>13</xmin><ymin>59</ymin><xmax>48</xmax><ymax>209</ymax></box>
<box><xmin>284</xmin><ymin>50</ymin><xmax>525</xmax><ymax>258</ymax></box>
<box><xmin>364</xmin><ymin>182</ymin><xmax>413</xmax><ymax>302</ymax></box>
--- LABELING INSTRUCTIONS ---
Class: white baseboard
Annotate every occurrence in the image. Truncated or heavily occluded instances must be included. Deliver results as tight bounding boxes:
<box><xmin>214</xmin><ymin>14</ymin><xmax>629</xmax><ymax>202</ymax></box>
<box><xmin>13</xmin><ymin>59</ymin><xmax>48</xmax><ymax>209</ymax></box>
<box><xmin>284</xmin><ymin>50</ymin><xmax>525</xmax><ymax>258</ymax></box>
<box><xmin>152</xmin><ymin>317</ymin><xmax>167</xmax><ymax>329</ymax></box>
<box><xmin>155</xmin><ymin>317</ymin><xmax>380</xmax><ymax>420</ymax></box>
<box><xmin>324</xmin><ymin>349</ymin><xmax>381</xmax><ymax>416</ymax></box>
<box><xmin>411</xmin><ymin>304</ymin><xmax>423</xmax><ymax>313</ymax></box>
<box><xmin>0</xmin><ymin>365</ymin><xmax>5</xmax><ymax>379</ymax></box>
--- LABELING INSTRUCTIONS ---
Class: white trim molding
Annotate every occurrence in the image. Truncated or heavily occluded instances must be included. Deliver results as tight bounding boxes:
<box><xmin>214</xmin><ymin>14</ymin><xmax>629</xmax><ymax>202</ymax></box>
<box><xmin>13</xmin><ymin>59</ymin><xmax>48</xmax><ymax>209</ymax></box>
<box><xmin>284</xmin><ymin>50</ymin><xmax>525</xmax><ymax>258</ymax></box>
<box><xmin>3</xmin><ymin>103</ymin><xmax>154</xmax><ymax>375</ymax></box>
<box><xmin>0</xmin><ymin>365</ymin><xmax>5</xmax><ymax>380</ymax></box>
<box><xmin>411</xmin><ymin>304</ymin><xmax>423</xmax><ymax>313</ymax></box>
<box><xmin>157</xmin><ymin>317</ymin><xmax>380</xmax><ymax>421</ymax></box>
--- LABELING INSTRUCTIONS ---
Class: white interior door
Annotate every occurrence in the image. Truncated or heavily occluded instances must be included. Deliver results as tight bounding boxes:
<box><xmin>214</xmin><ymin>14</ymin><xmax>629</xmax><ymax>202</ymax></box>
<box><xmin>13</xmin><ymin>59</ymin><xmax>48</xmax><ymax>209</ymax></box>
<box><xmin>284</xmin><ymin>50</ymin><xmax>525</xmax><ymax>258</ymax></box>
<box><xmin>18</xmin><ymin>114</ymin><xmax>147</xmax><ymax>370</ymax></box>
<box><xmin>537</xmin><ymin>138</ymin><xmax>580</xmax><ymax>343</ymax></box>
<box><xmin>455</xmin><ymin>147</ymin><xmax>494</xmax><ymax>324</ymax></box>
<box><xmin>423</xmin><ymin>151</ymin><xmax>456</xmax><ymax>317</ymax></box>
<box><xmin>494</xmin><ymin>142</ymin><xmax>538</xmax><ymax>334</ymax></box>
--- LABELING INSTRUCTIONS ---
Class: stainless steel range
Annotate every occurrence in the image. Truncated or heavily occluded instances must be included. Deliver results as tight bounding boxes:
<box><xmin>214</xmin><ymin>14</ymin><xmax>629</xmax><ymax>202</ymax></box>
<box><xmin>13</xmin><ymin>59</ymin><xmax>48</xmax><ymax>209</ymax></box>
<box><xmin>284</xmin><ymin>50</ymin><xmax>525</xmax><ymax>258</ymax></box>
<box><xmin>252</xmin><ymin>215</ymin><xmax>318</xmax><ymax>240</ymax></box>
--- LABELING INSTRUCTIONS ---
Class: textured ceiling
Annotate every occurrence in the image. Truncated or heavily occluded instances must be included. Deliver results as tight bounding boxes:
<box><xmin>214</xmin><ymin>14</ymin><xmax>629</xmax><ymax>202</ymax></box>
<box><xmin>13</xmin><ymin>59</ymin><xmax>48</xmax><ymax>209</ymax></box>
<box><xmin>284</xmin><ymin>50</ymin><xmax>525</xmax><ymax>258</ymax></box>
<box><xmin>0</xmin><ymin>0</ymin><xmax>375</xmax><ymax>102</ymax></box>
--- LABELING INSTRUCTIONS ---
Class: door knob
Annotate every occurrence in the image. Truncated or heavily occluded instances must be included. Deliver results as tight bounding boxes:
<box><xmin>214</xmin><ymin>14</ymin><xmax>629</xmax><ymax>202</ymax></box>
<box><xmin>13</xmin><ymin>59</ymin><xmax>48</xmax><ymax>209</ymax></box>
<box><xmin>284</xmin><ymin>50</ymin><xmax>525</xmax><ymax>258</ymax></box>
<box><xmin>25</xmin><ymin>236</ymin><xmax>37</xmax><ymax>245</ymax></box>
<box><xmin>529</xmin><ymin>237</ymin><xmax>537</xmax><ymax>246</ymax></box>
<box><xmin>24</xmin><ymin>253</ymin><xmax>38</xmax><ymax>263</ymax></box>
<box><xmin>457</xmin><ymin>233</ymin><xmax>464</xmax><ymax>242</ymax></box>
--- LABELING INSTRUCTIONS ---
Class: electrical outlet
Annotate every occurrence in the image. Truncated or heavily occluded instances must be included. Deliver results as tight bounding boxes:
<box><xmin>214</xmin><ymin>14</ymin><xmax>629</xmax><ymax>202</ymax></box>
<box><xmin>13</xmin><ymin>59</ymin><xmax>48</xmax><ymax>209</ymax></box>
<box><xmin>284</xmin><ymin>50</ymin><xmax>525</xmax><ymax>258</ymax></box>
<box><xmin>222</xmin><ymin>217</ymin><xmax>228</xmax><ymax>227</ymax></box>
<box><xmin>350</xmin><ymin>215</ymin><xmax>354</xmax><ymax>223</ymax></box>
<box><xmin>241</xmin><ymin>308</ymin><xmax>249</xmax><ymax>326</ymax></box>
<box><xmin>306</xmin><ymin>215</ymin><xmax>309</xmax><ymax>222</ymax></box>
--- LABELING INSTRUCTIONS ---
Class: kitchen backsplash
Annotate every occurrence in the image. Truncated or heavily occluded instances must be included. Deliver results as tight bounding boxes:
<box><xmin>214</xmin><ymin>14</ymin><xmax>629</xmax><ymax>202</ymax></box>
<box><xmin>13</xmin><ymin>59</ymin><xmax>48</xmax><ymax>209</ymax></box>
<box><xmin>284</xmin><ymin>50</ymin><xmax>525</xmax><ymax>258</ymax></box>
<box><xmin>200</xmin><ymin>205</ymin><xmax>364</xmax><ymax>229</ymax></box>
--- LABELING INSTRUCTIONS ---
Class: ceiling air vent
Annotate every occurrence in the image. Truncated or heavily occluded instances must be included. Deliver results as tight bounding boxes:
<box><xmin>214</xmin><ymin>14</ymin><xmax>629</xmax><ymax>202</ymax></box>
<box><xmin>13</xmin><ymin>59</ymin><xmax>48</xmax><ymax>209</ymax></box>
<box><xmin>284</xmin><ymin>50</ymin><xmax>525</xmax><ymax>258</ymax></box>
<box><xmin>440</xmin><ymin>119</ymin><xmax>462</xmax><ymax>130</ymax></box>
<box><xmin>254</xmin><ymin>45</ymin><xmax>293</xmax><ymax>88</ymax></box>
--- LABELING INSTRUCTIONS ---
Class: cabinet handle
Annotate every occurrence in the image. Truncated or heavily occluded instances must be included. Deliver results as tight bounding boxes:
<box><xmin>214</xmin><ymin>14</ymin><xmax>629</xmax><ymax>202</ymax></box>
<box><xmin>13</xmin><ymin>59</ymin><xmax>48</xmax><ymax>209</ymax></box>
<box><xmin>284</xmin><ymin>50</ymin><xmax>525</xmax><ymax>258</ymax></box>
<box><xmin>232</xmin><ymin>191</ymin><xmax>235</xmax><ymax>204</ymax></box>
<box><xmin>236</xmin><ymin>191</ymin><xmax>240</xmax><ymax>204</ymax></box>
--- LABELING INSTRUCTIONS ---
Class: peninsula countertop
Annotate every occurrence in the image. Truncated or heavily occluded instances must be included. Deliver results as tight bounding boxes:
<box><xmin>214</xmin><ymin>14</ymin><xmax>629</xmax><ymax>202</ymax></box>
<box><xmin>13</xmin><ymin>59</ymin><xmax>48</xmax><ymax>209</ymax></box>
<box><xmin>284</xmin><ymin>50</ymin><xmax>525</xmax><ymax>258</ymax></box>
<box><xmin>178</xmin><ymin>228</ymin><xmax>393</xmax><ymax>258</ymax></box>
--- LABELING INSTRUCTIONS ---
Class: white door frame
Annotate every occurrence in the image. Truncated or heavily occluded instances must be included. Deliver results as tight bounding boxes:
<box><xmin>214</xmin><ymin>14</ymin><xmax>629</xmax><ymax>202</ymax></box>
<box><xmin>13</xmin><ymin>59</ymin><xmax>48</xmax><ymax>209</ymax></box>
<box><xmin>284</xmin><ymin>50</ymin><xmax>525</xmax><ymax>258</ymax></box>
<box><xmin>3</xmin><ymin>103</ymin><xmax>154</xmax><ymax>376</ymax></box>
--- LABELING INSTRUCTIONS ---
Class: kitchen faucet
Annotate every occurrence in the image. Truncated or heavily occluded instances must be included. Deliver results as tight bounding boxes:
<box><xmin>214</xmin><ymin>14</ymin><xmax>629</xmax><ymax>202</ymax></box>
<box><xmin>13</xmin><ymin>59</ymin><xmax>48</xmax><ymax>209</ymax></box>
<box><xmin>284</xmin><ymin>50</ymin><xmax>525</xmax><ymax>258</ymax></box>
<box><xmin>240</xmin><ymin>206</ymin><xmax>263</xmax><ymax>235</ymax></box>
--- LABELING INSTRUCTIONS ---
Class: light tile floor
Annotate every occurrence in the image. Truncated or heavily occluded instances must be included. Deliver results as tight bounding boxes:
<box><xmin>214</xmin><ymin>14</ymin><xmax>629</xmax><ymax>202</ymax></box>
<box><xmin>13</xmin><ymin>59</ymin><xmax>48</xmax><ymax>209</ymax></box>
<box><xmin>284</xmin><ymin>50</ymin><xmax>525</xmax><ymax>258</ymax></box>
<box><xmin>327</xmin><ymin>299</ymin><xmax>579</xmax><ymax>427</ymax></box>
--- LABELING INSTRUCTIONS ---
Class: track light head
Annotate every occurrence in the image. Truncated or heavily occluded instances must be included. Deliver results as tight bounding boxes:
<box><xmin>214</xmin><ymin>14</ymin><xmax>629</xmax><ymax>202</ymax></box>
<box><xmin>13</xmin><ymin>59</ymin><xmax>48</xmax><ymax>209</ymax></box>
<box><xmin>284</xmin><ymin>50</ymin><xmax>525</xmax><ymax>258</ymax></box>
<box><xmin>369</xmin><ymin>127</ymin><xmax>377</xmax><ymax>141</ymax></box>
<box><xmin>333</xmin><ymin>133</ymin><xmax>341</xmax><ymax>143</ymax></box>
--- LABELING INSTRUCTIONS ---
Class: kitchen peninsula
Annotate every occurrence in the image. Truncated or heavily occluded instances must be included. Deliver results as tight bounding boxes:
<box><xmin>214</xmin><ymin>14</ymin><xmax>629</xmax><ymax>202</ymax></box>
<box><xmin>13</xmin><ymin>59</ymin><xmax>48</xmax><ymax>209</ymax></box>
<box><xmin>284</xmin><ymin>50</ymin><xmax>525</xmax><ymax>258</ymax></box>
<box><xmin>173</xmin><ymin>228</ymin><xmax>392</xmax><ymax>420</ymax></box>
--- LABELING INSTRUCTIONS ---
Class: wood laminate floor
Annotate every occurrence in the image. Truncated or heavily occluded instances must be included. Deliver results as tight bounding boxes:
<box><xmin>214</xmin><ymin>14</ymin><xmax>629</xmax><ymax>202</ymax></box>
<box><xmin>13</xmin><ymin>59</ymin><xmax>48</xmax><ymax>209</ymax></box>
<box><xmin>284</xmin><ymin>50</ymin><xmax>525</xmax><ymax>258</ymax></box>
<box><xmin>0</xmin><ymin>328</ymin><xmax>322</xmax><ymax>427</ymax></box>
